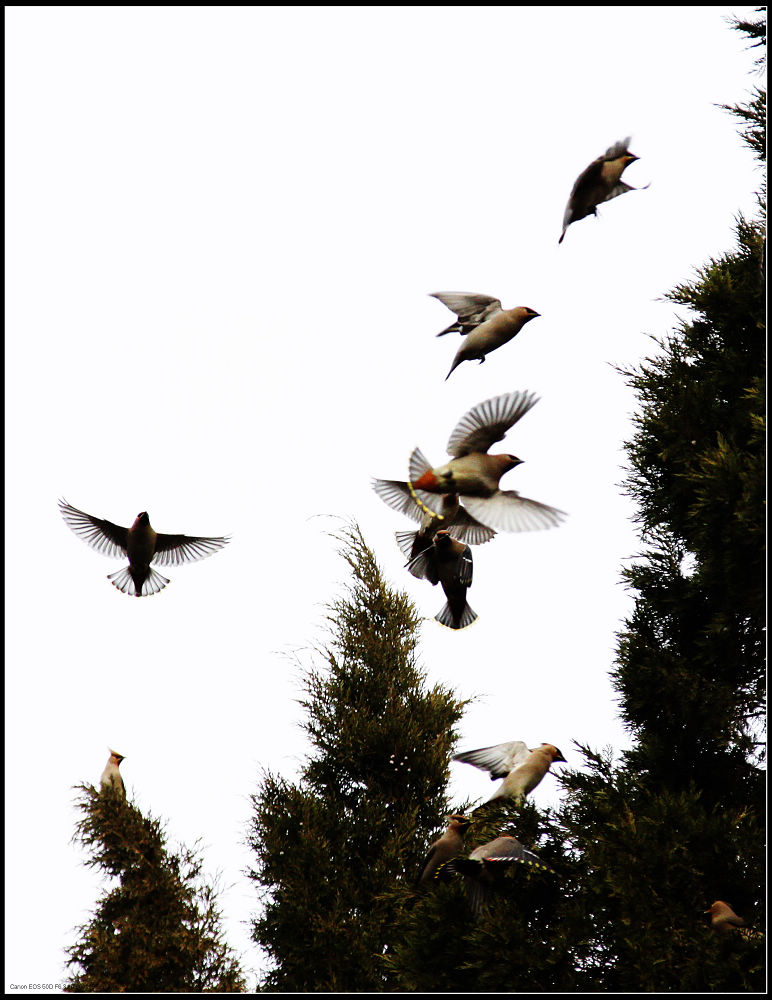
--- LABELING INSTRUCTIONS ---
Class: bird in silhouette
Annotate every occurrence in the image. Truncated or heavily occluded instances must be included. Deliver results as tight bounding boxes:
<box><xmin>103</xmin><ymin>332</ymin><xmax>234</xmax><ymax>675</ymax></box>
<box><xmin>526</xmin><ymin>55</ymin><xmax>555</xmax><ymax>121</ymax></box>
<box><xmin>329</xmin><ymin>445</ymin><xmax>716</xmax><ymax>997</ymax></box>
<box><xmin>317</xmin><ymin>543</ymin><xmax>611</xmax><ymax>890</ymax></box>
<box><xmin>417</xmin><ymin>814</ymin><xmax>472</xmax><ymax>886</ymax></box>
<box><xmin>408</xmin><ymin>530</ymin><xmax>477</xmax><ymax>629</ymax></box>
<box><xmin>440</xmin><ymin>834</ymin><xmax>554</xmax><ymax>916</ymax></box>
<box><xmin>559</xmin><ymin>136</ymin><xmax>647</xmax><ymax>244</ymax></box>
<box><xmin>59</xmin><ymin>499</ymin><xmax>230</xmax><ymax>596</ymax></box>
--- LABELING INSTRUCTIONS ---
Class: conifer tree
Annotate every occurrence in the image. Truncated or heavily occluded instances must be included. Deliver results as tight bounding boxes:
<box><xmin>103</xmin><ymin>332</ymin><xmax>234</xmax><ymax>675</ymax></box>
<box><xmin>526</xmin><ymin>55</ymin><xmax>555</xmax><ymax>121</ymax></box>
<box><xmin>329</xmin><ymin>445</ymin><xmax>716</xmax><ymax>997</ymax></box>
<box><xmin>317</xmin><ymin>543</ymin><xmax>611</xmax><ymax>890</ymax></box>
<box><xmin>390</xmin><ymin>12</ymin><xmax>766</xmax><ymax>993</ymax></box>
<box><xmin>247</xmin><ymin>525</ymin><xmax>467</xmax><ymax>992</ymax></box>
<box><xmin>65</xmin><ymin>784</ymin><xmax>245</xmax><ymax>993</ymax></box>
<box><xmin>553</xmin><ymin>11</ymin><xmax>766</xmax><ymax>992</ymax></box>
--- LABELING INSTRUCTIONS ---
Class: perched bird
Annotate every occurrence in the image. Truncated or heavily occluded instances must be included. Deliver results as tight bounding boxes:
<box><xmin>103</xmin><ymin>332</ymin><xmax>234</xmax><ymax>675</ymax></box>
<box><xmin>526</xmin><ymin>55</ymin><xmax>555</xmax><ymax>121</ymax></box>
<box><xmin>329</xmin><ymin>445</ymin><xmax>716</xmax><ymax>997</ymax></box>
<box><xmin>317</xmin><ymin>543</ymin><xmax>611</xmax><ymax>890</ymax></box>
<box><xmin>416</xmin><ymin>814</ymin><xmax>472</xmax><ymax>886</ymax></box>
<box><xmin>444</xmin><ymin>306</ymin><xmax>541</xmax><ymax>381</ymax></box>
<box><xmin>408</xmin><ymin>529</ymin><xmax>477</xmax><ymax>630</ymax></box>
<box><xmin>100</xmin><ymin>749</ymin><xmax>126</xmax><ymax>798</ymax></box>
<box><xmin>441</xmin><ymin>834</ymin><xmax>554</xmax><ymax>916</ymax></box>
<box><xmin>559</xmin><ymin>136</ymin><xmax>647</xmax><ymax>244</ymax></box>
<box><xmin>59</xmin><ymin>499</ymin><xmax>230</xmax><ymax>597</ymax></box>
<box><xmin>406</xmin><ymin>391</ymin><xmax>566</xmax><ymax>533</ymax></box>
<box><xmin>706</xmin><ymin>901</ymin><xmax>764</xmax><ymax>941</ymax></box>
<box><xmin>371</xmin><ymin>479</ymin><xmax>496</xmax><ymax>572</ymax></box>
<box><xmin>430</xmin><ymin>292</ymin><xmax>505</xmax><ymax>337</ymax></box>
<box><xmin>454</xmin><ymin>741</ymin><xmax>566</xmax><ymax>808</ymax></box>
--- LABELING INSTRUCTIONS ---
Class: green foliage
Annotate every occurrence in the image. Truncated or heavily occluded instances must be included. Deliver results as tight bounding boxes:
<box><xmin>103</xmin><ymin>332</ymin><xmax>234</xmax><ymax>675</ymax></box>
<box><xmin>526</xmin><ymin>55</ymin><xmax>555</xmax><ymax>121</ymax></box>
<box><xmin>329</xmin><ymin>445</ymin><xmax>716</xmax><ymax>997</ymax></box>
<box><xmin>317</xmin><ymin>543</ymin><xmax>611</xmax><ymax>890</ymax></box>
<box><xmin>558</xmin><ymin>748</ymin><xmax>765</xmax><ymax>992</ymax></box>
<box><xmin>547</xmin><ymin>16</ymin><xmax>766</xmax><ymax>991</ymax></box>
<box><xmin>247</xmin><ymin>525</ymin><xmax>467</xmax><ymax>992</ymax></box>
<box><xmin>65</xmin><ymin>785</ymin><xmax>245</xmax><ymax>993</ymax></box>
<box><xmin>386</xmin><ymin>801</ymin><xmax>587</xmax><ymax>993</ymax></box>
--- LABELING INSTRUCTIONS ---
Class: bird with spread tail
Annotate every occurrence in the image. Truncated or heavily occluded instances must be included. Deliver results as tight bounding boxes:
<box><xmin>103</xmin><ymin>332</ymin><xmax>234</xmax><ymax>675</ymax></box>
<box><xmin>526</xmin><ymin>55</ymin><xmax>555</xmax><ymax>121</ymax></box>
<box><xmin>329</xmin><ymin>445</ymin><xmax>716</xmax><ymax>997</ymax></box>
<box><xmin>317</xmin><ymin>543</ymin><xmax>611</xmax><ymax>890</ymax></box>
<box><xmin>416</xmin><ymin>814</ymin><xmax>472</xmax><ymax>886</ymax></box>
<box><xmin>706</xmin><ymin>901</ymin><xmax>764</xmax><ymax>941</ymax></box>
<box><xmin>59</xmin><ymin>499</ymin><xmax>230</xmax><ymax>597</ymax></box>
<box><xmin>100</xmin><ymin>749</ymin><xmax>126</xmax><ymax>798</ymax></box>
<box><xmin>430</xmin><ymin>293</ymin><xmax>541</xmax><ymax>380</ymax></box>
<box><xmin>439</xmin><ymin>834</ymin><xmax>554</xmax><ymax>916</ymax></box>
<box><xmin>407</xmin><ymin>529</ymin><xmax>477</xmax><ymax>630</ymax></box>
<box><xmin>559</xmin><ymin>136</ymin><xmax>648</xmax><ymax>244</ymax></box>
<box><xmin>453</xmin><ymin>741</ymin><xmax>566</xmax><ymax>808</ymax></box>
<box><xmin>371</xmin><ymin>479</ymin><xmax>496</xmax><ymax>572</ymax></box>
<box><xmin>403</xmin><ymin>390</ymin><xmax>566</xmax><ymax>533</ymax></box>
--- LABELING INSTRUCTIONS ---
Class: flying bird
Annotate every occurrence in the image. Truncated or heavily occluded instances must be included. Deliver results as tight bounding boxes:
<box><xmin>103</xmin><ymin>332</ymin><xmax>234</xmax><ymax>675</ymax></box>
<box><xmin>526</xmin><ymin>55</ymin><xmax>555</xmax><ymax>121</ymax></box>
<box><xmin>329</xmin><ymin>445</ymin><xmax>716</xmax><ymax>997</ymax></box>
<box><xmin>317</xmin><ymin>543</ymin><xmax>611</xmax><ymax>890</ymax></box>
<box><xmin>408</xmin><ymin>530</ymin><xmax>477</xmax><ymax>630</ymax></box>
<box><xmin>430</xmin><ymin>292</ymin><xmax>505</xmax><ymax>337</ymax></box>
<box><xmin>443</xmin><ymin>306</ymin><xmax>541</xmax><ymax>381</ymax></box>
<box><xmin>100</xmin><ymin>749</ymin><xmax>126</xmax><ymax>798</ymax></box>
<box><xmin>559</xmin><ymin>136</ymin><xmax>648</xmax><ymax>244</ymax></box>
<box><xmin>416</xmin><ymin>814</ymin><xmax>472</xmax><ymax>886</ymax></box>
<box><xmin>453</xmin><ymin>741</ymin><xmax>566</xmax><ymax>808</ymax></box>
<box><xmin>371</xmin><ymin>479</ymin><xmax>496</xmax><ymax>571</ymax></box>
<box><xmin>59</xmin><ymin>499</ymin><xmax>230</xmax><ymax>597</ymax></box>
<box><xmin>706</xmin><ymin>901</ymin><xmax>764</xmax><ymax>941</ymax></box>
<box><xmin>440</xmin><ymin>834</ymin><xmax>554</xmax><ymax>916</ymax></box>
<box><xmin>405</xmin><ymin>391</ymin><xmax>566</xmax><ymax>533</ymax></box>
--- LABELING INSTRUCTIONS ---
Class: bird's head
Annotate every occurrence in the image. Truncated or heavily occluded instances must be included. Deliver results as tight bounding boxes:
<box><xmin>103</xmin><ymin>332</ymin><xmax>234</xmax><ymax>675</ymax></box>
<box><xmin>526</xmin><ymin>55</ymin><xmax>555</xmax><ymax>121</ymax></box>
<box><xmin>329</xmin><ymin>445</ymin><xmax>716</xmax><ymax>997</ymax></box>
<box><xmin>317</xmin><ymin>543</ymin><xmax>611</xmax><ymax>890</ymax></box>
<box><xmin>447</xmin><ymin>814</ymin><xmax>472</xmax><ymax>833</ymax></box>
<box><xmin>137</xmin><ymin>511</ymin><xmax>150</xmax><ymax>525</ymax></box>
<box><xmin>543</xmin><ymin>744</ymin><xmax>566</xmax><ymax>763</ymax></box>
<box><xmin>108</xmin><ymin>748</ymin><xmax>125</xmax><ymax>763</ymax></box>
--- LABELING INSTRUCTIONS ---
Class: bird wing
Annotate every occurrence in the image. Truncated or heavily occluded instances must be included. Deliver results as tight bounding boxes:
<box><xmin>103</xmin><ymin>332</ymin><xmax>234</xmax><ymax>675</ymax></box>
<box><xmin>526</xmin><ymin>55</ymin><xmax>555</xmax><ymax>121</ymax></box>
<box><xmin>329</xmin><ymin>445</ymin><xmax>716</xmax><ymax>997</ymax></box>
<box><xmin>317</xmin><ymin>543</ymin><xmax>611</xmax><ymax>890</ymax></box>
<box><xmin>457</xmin><ymin>546</ymin><xmax>473</xmax><ymax>587</ymax></box>
<box><xmin>602</xmin><ymin>136</ymin><xmax>632</xmax><ymax>159</ymax></box>
<box><xmin>405</xmin><ymin>548</ymin><xmax>440</xmax><ymax>585</ymax></box>
<box><xmin>478</xmin><ymin>836</ymin><xmax>553</xmax><ymax>873</ymax></box>
<box><xmin>598</xmin><ymin>179</ymin><xmax>635</xmax><ymax>205</ymax></box>
<box><xmin>453</xmin><ymin>741</ymin><xmax>530</xmax><ymax>778</ymax></box>
<box><xmin>152</xmin><ymin>532</ymin><xmax>230</xmax><ymax>567</ymax></box>
<box><xmin>447</xmin><ymin>391</ymin><xmax>539</xmax><ymax>457</ymax></box>
<box><xmin>462</xmin><ymin>492</ymin><xmax>566</xmax><ymax>532</ymax></box>
<box><xmin>372</xmin><ymin>479</ymin><xmax>427</xmax><ymax>524</ymax></box>
<box><xmin>58</xmin><ymin>499</ymin><xmax>128</xmax><ymax>559</ymax></box>
<box><xmin>449</xmin><ymin>507</ymin><xmax>497</xmax><ymax>545</ymax></box>
<box><xmin>430</xmin><ymin>292</ymin><xmax>502</xmax><ymax>324</ymax></box>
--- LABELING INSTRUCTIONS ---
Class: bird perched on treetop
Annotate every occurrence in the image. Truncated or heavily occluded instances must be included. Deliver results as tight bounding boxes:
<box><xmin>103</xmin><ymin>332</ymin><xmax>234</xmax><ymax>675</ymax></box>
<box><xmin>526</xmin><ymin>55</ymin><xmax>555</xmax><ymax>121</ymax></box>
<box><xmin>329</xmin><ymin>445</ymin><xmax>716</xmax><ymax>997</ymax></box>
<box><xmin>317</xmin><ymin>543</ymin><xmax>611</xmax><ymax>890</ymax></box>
<box><xmin>371</xmin><ymin>479</ymin><xmax>496</xmax><ymax>571</ymax></box>
<box><xmin>430</xmin><ymin>292</ymin><xmax>541</xmax><ymax>380</ymax></box>
<box><xmin>407</xmin><ymin>529</ymin><xmax>477</xmax><ymax>630</ymax></box>
<box><xmin>439</xmin><ymin>834</ymin><xmax>554</xmax><ymax>917</ymax></box>
<box><xmin>100</xmin><ymin>749</ymin><xmax>126</xmax><ymax>798</ymax></box>
<box><xmin>706</xmin><ymin>901</ymin><xmax>764</xmax><ymax>940</ymax></box>
<box><xmin>416</xmin><ymin>814</ymin><xmax>472</xmax><ymax>886</ymax></box>
<box><xmin>454</xmin><ymin>741</ymin><xmax>566</xmax><ymax>808</ymax></box>
<box><xmin>559</xmin><ymin>136</ymin><xmax>648</xmax><ymax>244</ymax></box>
<box><xmin>404</xmin><ymin>391</ymin><xmax>566</xmax><ymax>533</ymax></box>
<box><xmin>59</xmin><ymin>499</ymin><xmax>230</xmax><ymax>597</ymax></box>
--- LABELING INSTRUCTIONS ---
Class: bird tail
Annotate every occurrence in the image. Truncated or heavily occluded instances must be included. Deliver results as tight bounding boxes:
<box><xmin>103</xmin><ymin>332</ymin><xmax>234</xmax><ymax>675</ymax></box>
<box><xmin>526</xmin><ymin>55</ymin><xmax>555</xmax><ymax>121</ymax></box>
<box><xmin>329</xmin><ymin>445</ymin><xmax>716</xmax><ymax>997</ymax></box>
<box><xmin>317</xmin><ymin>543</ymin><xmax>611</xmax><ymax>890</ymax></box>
<box><xmin>436</xmin><ymin>600</ymin><xmax>477</xmax><ymax>630</ymax></box>
<box><xmin>107</xmin><ymin>565</ymin><xmax>170</xmax><ymax>597</ymax></box>
<box><xmin>445</xmin><ymin>354</ymin><xmax>463</xmax><ymax>381</ymax></box>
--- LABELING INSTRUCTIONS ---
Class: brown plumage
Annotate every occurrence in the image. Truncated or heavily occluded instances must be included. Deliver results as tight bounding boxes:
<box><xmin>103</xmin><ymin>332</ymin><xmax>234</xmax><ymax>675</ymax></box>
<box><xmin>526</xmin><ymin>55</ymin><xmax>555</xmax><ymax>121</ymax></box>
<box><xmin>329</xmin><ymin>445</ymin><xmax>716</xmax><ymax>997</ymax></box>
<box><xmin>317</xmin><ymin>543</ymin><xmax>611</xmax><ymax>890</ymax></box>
<box><xmin>100</xmin><ymin>749</ymin><xmax>126</xmax><ymax>798</ymax></box>
<box><xmin>59</xmin><ymin>499</ymin><xmax>230</xmax><ymax>596</ymax></box>
<box><xmin>444</xmin><ymin>306</ymin><xmax>540</xmax><ymax>380</ymax></box>
<box><xmin>370</xmin><ymin>479</ymin><xmax>496</xmax><ymax>570</ymax></box>
<box><xmin>408</xmin><ymin>530</ymin><xmax>477</xmax><ymax>629</ymax></box>
<box><xmin>405</xmin><ymin>392</ymin><xmax>566</xmax><ymax>533</ymax></box>
<box><xmin>453</xmin><ymin>741</ymin><xmax>567</xmax><ymax>809</ymax></box>
<box><xmin>440</xmin><ymin>834</ymin><xmax>554</xmax><ymax>916</ymax></box>
<box><xmin>559</xmin><ymin>136</ymin><xmax>647</xmax><ymax>244</ymax></box>
<box><xmin>706</xmin><ymin>901</ymin><xmax>764</xmax><ymax>940</ymax></box>
<box><xmin>416</xmin><ymin>814</ymin><xmax>471</xmax><ymax>885</ymax></box>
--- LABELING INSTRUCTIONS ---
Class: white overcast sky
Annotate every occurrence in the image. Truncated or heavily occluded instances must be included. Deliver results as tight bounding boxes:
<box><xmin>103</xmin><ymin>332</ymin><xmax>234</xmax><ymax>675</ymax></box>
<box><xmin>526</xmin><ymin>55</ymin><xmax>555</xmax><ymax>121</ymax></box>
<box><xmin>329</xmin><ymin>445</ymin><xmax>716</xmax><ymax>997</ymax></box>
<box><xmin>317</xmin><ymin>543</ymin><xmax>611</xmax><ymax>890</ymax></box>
<box><xmin>5</xmin><ymin>5</ymin><xmax>763</xmax><ymax>990</ymax></box>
